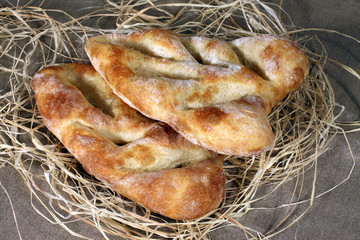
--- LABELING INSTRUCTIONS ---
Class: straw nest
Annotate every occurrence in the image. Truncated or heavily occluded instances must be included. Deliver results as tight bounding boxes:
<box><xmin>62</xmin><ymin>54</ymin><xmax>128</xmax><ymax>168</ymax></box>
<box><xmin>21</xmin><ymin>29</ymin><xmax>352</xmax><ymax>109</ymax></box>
<box><xmin>0</xmin><ymin>0</ymin><xmax>359</xmax><ymax>239</ymax></box>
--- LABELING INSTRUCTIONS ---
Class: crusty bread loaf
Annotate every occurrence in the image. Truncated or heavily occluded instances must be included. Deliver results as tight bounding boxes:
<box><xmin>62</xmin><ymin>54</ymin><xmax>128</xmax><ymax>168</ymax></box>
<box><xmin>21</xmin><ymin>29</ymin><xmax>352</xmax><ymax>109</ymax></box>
<box><xmin>85</xmin><ymin>29</ymin><xmax>309</xmax><ymax>156</ymax></box>
<box><xmin>31</xmin><ymin>63</ymin><xmax>225</xmax><ymax>220</ymax></box>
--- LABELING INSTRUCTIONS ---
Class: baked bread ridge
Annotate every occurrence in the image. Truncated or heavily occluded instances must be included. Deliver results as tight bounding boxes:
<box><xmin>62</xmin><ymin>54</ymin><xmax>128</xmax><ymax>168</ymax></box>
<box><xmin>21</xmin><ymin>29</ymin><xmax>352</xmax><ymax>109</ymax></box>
<box><xmin>85</xmin><ymin>29</ymin><xmax>309</xmax><ymax>156</ymax></box>
<box><xmin>31</xmin><ymin>63</ymin><xmax>225</xmax><ymax>220</ymax></box>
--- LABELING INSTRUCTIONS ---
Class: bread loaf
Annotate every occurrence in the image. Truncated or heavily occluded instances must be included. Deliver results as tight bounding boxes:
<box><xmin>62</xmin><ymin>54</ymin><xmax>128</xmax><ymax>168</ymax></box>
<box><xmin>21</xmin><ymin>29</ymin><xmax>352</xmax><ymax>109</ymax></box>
<box><xmin>31</xmin><ymin>63</ymin><xmax>225</xmax><ymax>220</ymax></box>
<box><xmin>85</xmin><ymin>29</ymin><xmax>309</xmax><ymax>156</ymax></box>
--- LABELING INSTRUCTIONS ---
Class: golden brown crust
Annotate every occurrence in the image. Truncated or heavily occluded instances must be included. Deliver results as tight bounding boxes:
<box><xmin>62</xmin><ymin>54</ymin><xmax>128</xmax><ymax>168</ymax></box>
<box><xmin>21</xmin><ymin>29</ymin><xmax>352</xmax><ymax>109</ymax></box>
<box><xmin>31</xmin><ymin>63</ymin><xmax>225</xmax><ymax>220</ymax></box>
<box><xmin>85</xmin><ymin>29</ymin><xmax>309</xmax><ymax>156</ymax></box>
